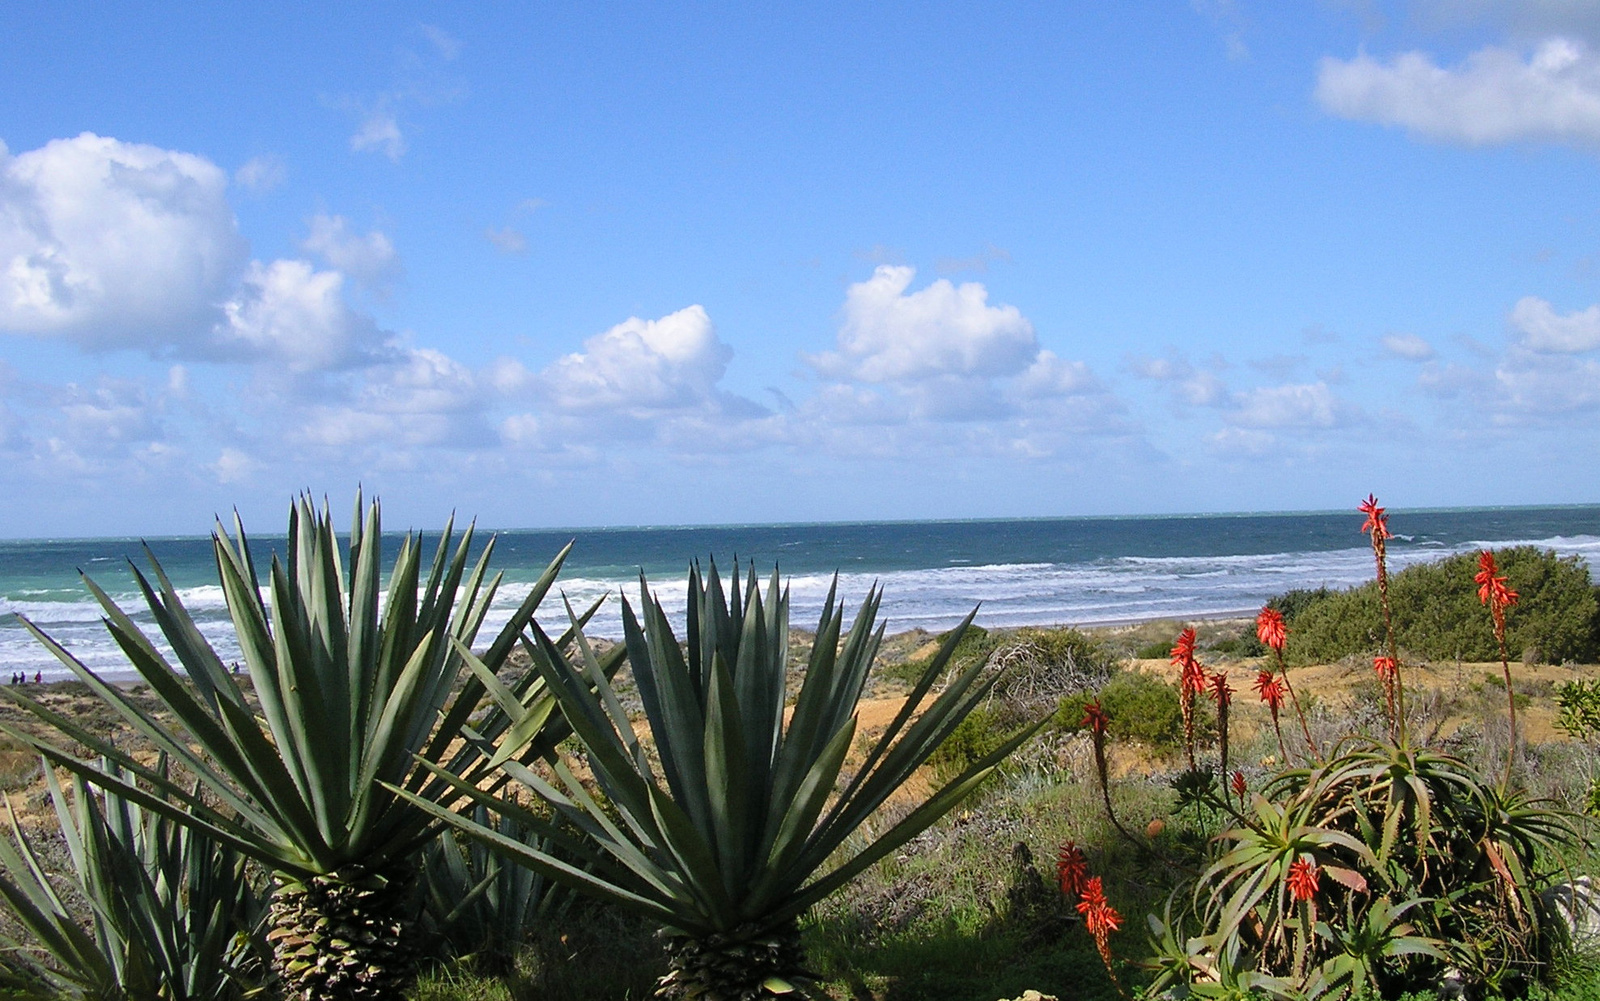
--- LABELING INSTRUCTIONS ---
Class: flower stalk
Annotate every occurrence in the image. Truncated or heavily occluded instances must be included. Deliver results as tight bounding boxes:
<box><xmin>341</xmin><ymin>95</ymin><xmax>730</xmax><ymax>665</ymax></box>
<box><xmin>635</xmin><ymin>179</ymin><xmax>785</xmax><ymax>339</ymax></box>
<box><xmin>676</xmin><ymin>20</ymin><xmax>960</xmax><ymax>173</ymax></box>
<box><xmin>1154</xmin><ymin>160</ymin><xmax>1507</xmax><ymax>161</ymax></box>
<box><xmin>1361</xmin><ymin>495</ymin><xmax>1406</xmax><ymax>744</ymax></box>
<box><xmin>1077</xmin><ymin>876</ymin><xmax>1128</xmax><ymax>999</ymax></box>
<box><xmin>1257</xmin><ymin>606</ymin><xmax>1316</xmax><ymax>762</ymax></box>
<box><xmin>1172</xmin><ymin>628</ymin><xmax>1206</xmax><ymax>771</ymax></box>
<box><xmin>1476</xmin><ymin>550</ymin><xmax>1521</xmax><ymax>786</ymax></box>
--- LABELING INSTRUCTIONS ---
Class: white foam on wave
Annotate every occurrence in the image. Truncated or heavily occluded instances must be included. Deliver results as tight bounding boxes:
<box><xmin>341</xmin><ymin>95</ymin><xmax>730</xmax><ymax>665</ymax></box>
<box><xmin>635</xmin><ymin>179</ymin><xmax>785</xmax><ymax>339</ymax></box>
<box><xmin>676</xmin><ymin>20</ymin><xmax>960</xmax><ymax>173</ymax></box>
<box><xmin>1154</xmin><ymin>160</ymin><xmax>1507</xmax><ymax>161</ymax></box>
<box><xmin>7</xmin><ymin>533</ymin><xmax>1598</xmax><ymax>681</ymax></box>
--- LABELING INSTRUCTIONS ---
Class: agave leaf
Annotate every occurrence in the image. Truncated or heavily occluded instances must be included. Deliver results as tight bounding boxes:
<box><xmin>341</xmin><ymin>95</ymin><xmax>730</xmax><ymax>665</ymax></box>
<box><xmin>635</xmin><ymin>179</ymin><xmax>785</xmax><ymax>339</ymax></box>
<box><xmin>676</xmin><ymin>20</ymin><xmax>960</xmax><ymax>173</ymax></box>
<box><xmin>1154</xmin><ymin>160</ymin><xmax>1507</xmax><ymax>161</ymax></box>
<box><xmin>426</xmin><ymin>563</ymin><xmax>1029</xmax><ymax>968</ymax></box>
<box><xmin>12</xmin><ymin>494</ymin><xmax>574</xmax><ymax>894</ymax></box>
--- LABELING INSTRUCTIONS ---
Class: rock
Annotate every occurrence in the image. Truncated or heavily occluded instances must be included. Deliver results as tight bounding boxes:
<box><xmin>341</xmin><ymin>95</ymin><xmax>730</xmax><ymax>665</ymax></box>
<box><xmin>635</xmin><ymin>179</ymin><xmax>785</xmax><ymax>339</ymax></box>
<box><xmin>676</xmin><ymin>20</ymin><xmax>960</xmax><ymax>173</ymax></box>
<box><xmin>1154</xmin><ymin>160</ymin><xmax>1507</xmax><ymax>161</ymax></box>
<box><xmin>1541</xmin><ymin>876</ymin><xmax>1600</xmax><ymax>947</ymax></box>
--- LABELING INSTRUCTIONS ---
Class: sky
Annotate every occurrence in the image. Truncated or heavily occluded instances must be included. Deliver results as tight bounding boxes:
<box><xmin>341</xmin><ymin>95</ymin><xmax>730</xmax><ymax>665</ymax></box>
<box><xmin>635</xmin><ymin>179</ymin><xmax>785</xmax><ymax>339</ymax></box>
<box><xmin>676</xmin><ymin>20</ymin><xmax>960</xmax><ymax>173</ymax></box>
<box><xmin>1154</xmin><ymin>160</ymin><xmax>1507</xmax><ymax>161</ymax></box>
<box><xmin>3</xmin><ymin>1</ymin><xmax>1600</xmax><ymax>537</ymax></box>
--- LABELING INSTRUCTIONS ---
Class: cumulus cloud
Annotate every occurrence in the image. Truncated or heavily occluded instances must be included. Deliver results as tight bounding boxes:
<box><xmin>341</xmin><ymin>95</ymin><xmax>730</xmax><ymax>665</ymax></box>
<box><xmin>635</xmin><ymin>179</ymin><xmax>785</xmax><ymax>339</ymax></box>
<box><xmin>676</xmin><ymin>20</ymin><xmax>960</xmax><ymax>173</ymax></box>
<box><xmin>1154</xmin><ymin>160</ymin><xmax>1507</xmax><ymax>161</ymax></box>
<box><xmin>0</xmin><ymin>133</ymin><xmax>246</xmax><ymax>347</ymax></box>
<box><xmin>234</xmin><ymin>155</ymin><xmax>286</xmax><ymax>193</ymax></box>
<box><xmin>351</xmin><ymin>108</ymin><xmax>405</xmax><ymax>160</ymax></box>
<box><xmin>1509</xmin><ymin>295</ymin><xmax>1600</xmax><ymax>352</ymax></box>
<box><xmin>1316</xmin><ymin>37</ymin><xmax>1600</xmax><ymax>145</ymax></box>
<box><xmin>1010</xmin><ymin>350</ymin><xmax>1098</xmax><ymax>399</ymax></box>
<box><xmin>294</xmin><ymin>348</ymin><xmax>480</xmax><ymax>450</ymax></box>
<box><xmin>484</xmin><ymin>226</ymin><xmax>527</xmax><ymax>254</ymax></box>
<box><xmin>1228</xmin><ymin>381</ymin><xmax>1343</xmax><ymax>429</ymax></box>
<box><xmin>808</xmin><ymin>266</ymin><xmax>1038</xmax><ymax>383</ymax></box>
<box><xmin>541</xmin><ymin>305</ymin><xmax>737</xmax><ymax>413</ymax></box>
<box><xmin>1128</xmin><ymin>354</ymin><xmax>1228</xmax><ymax>406</ymax></box>
<box><xmin>215</xmin><ymin>259</ymin><xmax>386</xmax><ymax>372</ymax></box>
<box><xmin>301</xmin><ymin>214</ymin><xmax>398</xmax><ymax>291</ymax></box>
<box><xmin>1383</xmin><ymin>332</ymin><xmax>1436</xmax><ymax>360</ymax></box>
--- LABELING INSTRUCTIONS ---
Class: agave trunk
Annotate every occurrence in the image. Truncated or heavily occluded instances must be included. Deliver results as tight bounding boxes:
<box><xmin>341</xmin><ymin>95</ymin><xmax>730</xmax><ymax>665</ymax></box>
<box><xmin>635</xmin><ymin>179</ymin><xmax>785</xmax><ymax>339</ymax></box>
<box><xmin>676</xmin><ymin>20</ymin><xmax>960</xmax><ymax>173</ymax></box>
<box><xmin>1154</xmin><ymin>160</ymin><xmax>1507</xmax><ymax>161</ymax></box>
<box><xmin>657</xmin><ymin>920</ymin><xmax>805</xmax><ymax>1001</ymax></box>
<box><xmin>266</xmin><ymin>871</ymin><xmax>419</xmax><ymax>1001</ymax></box>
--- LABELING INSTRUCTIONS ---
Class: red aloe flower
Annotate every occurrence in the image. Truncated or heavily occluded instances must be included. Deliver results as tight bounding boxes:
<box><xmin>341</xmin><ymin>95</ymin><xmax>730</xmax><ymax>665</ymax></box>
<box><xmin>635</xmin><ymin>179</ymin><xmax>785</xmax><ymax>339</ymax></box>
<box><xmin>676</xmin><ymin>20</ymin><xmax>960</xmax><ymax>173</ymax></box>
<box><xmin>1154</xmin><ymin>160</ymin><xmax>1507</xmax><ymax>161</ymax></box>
<box><xmin>1081</xmin><ymin>700</ymin><xmax>1109</xmax><ymax>735</ymax></box>
<box><xmin>1358</xmin><ymin>494</ymin><xmax>1390</xmax><ymax>539</ymax></box>
<box><xmin>1057</xmin><ymin>841</ymin><xmax>1089</xmax><ymax>898</ymax></box>
<box><xmin>1477</xmin><ymin>550</ymin><xmax>1523</xmax><ymax>782</ymax></box>
<box><xmin>1231</xmin><ymin>770</ymin><xmax>1247</xmax><ymax>798</ymax></box>
<box><xmin>1286</xmin><ymin>858</ymin><xmax>1320</xmax><ymax>902</ymax></box>
<box><xmin>1475</xmin><ymin>550</ymin><xmax>1519</xmax><ymax>629</ymax></box>
<box><xmin>1172</xmin><ymin>627</ymin><xmax>1205</xmax><ymax>771</ymax></box>
<box><xmin>1256</xmin><ymin>607</ymin><xmax>1286</xmax><ymax>653</ymax></box>
<box><xmin>1076</xmin><ymin>875</ymin><xmax>1125</xmax><ymax>992</ymax></box>
<box><xmin>1209</xmin><ymin>670</ymin><xmax>1233</xmax><ymax>708</ymax></box>
<box><xmin>1077</xmin><ymin>877</ymin><xmax>1123</xmax><ymax>935</ymax></box>
<box><xmin>1373</xmin><ymin>655</ymin><xmax>1397</xmax><ymax>680</ymax></box>
<box><xmin>1254</xmin><ymin>670</ymin><xmax>1284</xmax><ymax>711</ymax></box>
<box><xmin>1170</xmin><ymin>627</ymin><xmax>1197</xmax><ymax>670</ymax></box>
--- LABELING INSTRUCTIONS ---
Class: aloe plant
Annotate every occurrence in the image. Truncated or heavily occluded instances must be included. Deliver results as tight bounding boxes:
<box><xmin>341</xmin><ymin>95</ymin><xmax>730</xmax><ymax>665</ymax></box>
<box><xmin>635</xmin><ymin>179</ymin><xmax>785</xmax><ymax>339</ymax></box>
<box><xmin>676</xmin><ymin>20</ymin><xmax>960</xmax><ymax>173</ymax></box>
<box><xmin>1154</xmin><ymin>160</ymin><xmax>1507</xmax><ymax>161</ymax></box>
<box><xmin>0</xmin><ymin>494</ymin><xmax>605</xmax><ymax>1001</ymax></box>
<box><xmin>0</xmin><ymin>760</ymin><xmax>263</xmax><ymax>1001</ymax></box>
<box><xmin>401</xmin><ymin>562</ymin><xmax>1044</xmax><ymax>1000</ymax></box>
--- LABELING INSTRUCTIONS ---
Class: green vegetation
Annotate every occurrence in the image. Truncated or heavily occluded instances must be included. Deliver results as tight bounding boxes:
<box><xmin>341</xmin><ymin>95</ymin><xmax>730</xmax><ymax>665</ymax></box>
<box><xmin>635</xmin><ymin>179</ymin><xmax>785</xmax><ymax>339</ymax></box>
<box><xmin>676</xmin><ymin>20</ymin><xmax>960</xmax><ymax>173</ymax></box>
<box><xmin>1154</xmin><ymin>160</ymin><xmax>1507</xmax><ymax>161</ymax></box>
<box><xmin>1058</xmin><ymin>668</ymin><xmax>1189</xmax><ymax>754</ymax></box>
<box><xmin>400</xmin><ymin>564</ymin><xmax>1041</xmax><ymax>1000</ymax></box>
<box><xmin>0</xmin><ymin>761</ymin><xmax>262</xmax><ymax>1001</ymax></box>
<box><xmin>1281</xmin><ymin>546</ymin><xmax>1600</xmax><ymax>665</ymax></box>
<box><xmin>1</xmin><ymin>502</ymin><xmax>1599</xmax><ymax>1001</ymax></box>
<box><xmin>0</xmin><ymin>495</ymin><xmax>605</xmax><ymax>1001</ymax></box>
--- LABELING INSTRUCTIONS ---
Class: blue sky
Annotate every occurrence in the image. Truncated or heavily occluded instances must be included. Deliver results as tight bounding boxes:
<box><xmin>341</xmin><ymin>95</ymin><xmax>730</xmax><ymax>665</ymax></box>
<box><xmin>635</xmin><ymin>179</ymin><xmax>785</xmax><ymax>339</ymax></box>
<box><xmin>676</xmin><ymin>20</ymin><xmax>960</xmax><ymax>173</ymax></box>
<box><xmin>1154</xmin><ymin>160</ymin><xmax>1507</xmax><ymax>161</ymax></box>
<box><xmin>3</xmin><ymin>1</ymin><xmax>1600</xmax><ymax>536</ymax></box>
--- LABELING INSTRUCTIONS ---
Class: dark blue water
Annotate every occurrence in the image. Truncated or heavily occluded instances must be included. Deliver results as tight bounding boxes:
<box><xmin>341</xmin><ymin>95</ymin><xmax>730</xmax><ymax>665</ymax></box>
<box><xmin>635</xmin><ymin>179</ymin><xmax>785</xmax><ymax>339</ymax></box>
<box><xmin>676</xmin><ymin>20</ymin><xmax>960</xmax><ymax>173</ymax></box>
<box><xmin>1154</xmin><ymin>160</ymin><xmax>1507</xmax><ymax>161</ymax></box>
<box><xmin>3</xmin><ymin>505</ymin><xmax>1597</xmax><ymax>680</ymax></box>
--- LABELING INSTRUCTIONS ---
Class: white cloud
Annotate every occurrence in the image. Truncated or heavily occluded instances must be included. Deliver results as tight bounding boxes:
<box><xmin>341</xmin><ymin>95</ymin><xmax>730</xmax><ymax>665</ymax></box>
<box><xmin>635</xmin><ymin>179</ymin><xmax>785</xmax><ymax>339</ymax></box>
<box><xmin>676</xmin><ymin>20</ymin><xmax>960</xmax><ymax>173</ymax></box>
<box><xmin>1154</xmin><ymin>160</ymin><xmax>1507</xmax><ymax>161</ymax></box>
<box><xmin>1010</xmin><ymin>350</ymin><xmax>1098</xmax><ymax>399</ymax></box>
<box><xmin>351</xmin><ymin>109</ymin><xmax>405</xmax><ymax>160</ymax></box>
<box><xmin>1316</xmin><ymin>37</ymin><xmax>1600</xmax><ymax>145</ymax></box>
<box><xmin>1509</xmin><ymin>295</ymin><xmax>1600</xmax><ymax>352</ymax></box>
<box><xmin>1229</xmin><ymin>381</ymin><xmax>1343</xmax><ymax>429</ymax></box>
<box><xmin>808</xmin><ymin>266</ymin><xmax>1037</xmax><ymax>383</ymax></box>
<box><xmin>292</xmin><ymin>348</ymin><xmax>482</xmax><ymax>451</ymax></box>
<box><xmin>234</xmin><ymin>155</ymin><xmax>286</xmax><ymax>193</ymax></box>
<box><xmin>0</xmin><ymin>133</ymin><xmax>246</xmax><ymax>347</ymax></box>
<box><xmin>1382</xmin><ymin>332</ymin><xmax>1436</xmax><ymax>360</ymax></box>
<box><xmin>302</xmin><ymin>214</ymin><xmax>398</xmax><ymax>291</ymax></box>
<box><xmin>1128</xmin><ymin>354</ymin><xmax>1228</xmax><ymax>406</ymax></box>
<box><xmin>420</xmin><ymin>24</ymin><xmax>461</xmax><ymax>61</ymax></box>
<box><xmin>541</xmin><ymin>305</ymin><xmax>735</xmax><ymax>413</ymax></box>
<box><xmin>1495</xmin><ymin>355</ymin><xmax>1600</xmax><ymax>413</ymax></box>
<box><xmin>213</xmin><ymin>446</ymin><xmax>259</xmax><ymax>484</ymax></box>
<box><xmin>216</xmin><ymin>259</ymin><xmax>385</xmax><ymax>372</ymax></box>
<box><xmin>484</xmin><ymin>226</ymin><xmax>527</xmax><ymax>254</ymax></box>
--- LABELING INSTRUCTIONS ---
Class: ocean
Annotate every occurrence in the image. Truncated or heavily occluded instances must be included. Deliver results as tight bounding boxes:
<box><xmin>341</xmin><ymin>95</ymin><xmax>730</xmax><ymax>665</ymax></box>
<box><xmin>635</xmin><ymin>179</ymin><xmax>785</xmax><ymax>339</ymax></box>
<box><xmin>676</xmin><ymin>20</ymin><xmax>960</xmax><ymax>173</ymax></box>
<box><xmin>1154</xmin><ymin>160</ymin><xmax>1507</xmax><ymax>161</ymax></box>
<box><xmin>2</xmin><ymin>505</ymin><xmax>1598</xmax><ymax>682</ymax></box>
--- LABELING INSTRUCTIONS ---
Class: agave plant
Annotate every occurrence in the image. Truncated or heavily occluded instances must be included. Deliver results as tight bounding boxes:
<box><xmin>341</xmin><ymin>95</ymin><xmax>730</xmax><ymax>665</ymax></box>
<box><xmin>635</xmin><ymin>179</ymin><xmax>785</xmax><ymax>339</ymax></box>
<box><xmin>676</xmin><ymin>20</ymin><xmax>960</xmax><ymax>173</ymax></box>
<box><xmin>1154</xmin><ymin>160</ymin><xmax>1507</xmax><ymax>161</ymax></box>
<box><xmin>421</xmin><ymin>804</ymin><xmax>578</xmax><ymax>974</ymax></box>
<box><xmin>0</xmin><ymin>760</ymin><xmax>263</xmax><ymax>1001</ymax></box>
<box><xmin>0</xmin><ymin>494</ymin><xmax>610</xmax><ymax>1001</ymax></box>
<box><xmin>401</xmin><ymin>562</ymin><xmax>1044</xmax><ymax>1000</ymax></box>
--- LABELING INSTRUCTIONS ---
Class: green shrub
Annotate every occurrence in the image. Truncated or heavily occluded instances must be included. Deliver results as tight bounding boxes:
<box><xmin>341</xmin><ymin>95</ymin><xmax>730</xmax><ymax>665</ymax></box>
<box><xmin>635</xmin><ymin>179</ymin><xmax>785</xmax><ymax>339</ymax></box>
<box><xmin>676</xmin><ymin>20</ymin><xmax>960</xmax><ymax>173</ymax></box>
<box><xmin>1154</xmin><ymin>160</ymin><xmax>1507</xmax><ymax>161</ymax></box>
<box><xmin>882</xmin><ymin>624</ymin><xmax>995</xmax><ymax>687</ymax></box>
<box><xmin>1134</xmin><ymin>640</ymin><xmax>1172</xmax><ymax>659</ymax></box>
<box><xmin>927</xmin><ymin>705</ymin><xmax>1012</xmax><ymax>776</ymax></box>
<box><xmin>1058</xmin><ymin>669</ymin><xmax>1188</xmax><ymax>754</ymax></box>
<box><xmin>1280</xmin><ymin>547</ymin><xmax>1599</xmax><ymax>665</ymax></box>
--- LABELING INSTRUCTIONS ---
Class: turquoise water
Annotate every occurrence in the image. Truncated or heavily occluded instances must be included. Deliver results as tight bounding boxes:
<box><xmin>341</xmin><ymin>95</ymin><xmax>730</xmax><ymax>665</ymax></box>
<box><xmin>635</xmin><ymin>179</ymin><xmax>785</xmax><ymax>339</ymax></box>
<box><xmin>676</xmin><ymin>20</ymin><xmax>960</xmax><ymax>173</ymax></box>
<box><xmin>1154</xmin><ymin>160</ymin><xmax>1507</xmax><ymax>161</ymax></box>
<box><xmin>3</xmin><ymin>505</ymin><xmax>1598</xmax><ymax>680</ymax></box>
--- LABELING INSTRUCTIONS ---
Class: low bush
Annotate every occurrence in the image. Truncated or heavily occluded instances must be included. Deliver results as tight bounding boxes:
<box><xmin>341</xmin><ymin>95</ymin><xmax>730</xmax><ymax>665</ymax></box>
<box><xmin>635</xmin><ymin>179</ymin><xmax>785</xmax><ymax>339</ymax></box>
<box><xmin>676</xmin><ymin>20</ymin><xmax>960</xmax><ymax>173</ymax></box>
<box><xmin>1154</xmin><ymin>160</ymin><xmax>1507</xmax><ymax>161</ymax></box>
<box><xmin>1058</xmin><ymin>668</ymin><xmax>1192</xmax><ymax>756</ymax></box>
<box><xmin>1280</xmin><ymin>546</ymin><xmax>1600</xmax><ymax>664</ymax></box>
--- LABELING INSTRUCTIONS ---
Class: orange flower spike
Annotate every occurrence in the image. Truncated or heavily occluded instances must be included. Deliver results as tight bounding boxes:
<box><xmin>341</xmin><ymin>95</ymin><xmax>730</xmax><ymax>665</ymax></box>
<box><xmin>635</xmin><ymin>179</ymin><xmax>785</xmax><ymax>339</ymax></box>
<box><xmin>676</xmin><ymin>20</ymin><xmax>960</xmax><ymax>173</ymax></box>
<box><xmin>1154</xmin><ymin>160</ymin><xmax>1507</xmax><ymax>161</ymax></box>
<box><xmin>1209</xmin><ymin>670</ymin><xmax>1232</xmax><ymax>708</ymax></box>
<box><xmin>1076</xmin><ymin>877</ymin><xmax>1123</xmax><ymax>936</ymax></box>
<box><xmin>1286</xmin><ymin>858</ymin><xmax>1320</xmax><ymax>902</ymax></box>
<box><xmin>1253</xmin><ymin>670</ymin><xmax>1284</xmax><ymax>711</ymax></box>
<box><xmin>1081</xmin><ymin>700</ymin><xmax>1109</xmax><ymax>735</ymax></box>
<box><xmin>1475</xmin><ymin>551</ymin><xmax>1519</xmax><ymax>619</ymax></box>
<box><xmin>1057</xmin><ymin>841</ymin><xmax>1089</xmax><ymax>898</ymax></box>
<box><xmin>1170</xmin><ymin>627</ymin><xmax>1197</xmax><ymax>668</ymax></box>
<box><xmin>1255</xmin><ymin>607</ymin><xmax>1286</xmax><ymax>652</ymax></box>
<box><xmin>1231</xmin><ymin>770</ymin><xmax>1247</xmax><ymax>798</ymax></box>
<box><xmin>1373</xmin><ymin>655</ymin><xmax>1397</xmax><ymax>680</ymax></box>
<box><xmin>1358</xmin><ymin>494</ymin><xmax>1390</xmax><ymax>539</ymax></box>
